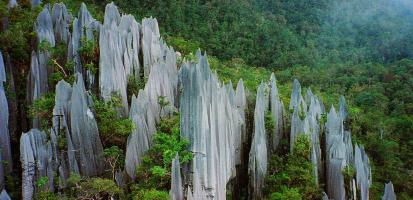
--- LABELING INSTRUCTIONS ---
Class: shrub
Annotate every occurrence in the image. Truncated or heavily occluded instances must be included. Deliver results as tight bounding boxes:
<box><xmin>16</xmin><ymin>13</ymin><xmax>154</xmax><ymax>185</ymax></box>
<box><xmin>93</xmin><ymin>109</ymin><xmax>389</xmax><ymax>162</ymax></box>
<box><xmin>133</xmin><ymin>189</ymin><xmax>169</xmax><ymax>200</ymax></box>
<box><xmin>29</xmin><ymin>93</ymin><xmax>55</xmax><ymax>130</ymax></box>
<box><xmin>93</xmin><ymin>94</ymin><xmax>134</xmax><ymax>144</ymax></box>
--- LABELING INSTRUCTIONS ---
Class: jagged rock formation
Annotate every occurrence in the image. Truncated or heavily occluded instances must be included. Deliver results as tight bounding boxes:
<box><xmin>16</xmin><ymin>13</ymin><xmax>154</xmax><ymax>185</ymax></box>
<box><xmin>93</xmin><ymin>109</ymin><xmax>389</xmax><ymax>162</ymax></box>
<box><xmin>248</xmin><ymin>82</ymin><xmax>268</xmax><ymax>200</ymax></box>
<box><xmin>170</xmin><ymin>154</ymin><xmax>184</xmax><ymax>200</ymax></box>
<box><xmin>51</xmin><ymin>74</ymin><xmax>105</xmax><ymax>179</ymax></box>
<box><xmin>125</xmin><ymin>92</ymin><xmax>154</xmax><ymax>179</ymax></box>
<box><xmin>0</xmin><ymin>189</ymin><xmax>11</xmax><ymax>200</ymax></box>
<box><xmin>20</xmin><ymin>129</ymin><xmax>54</xmax><ymax>200</ymax></box>
<box><xmin>0</xmin><ymin>51</ymin><xmax>11</xmax><ymax>190</ymax></box>
<box><xmin>324</xmin><ymin>98</ymin><xmax>371</xmax><ymax>200</ymax></box>
<box><xmin>8</xmin><ymin>0</ymin><xmax>17</xmax><ymax>9</ymax></box>
<box><xmin>31</xmin><ymin>0</ymin><xmax>41</xmax><ymax>8</ymax></box>
<box><xmin>99</xmin><ymin>3</ymin><xmax>141</xmax><ymax>115</ymax></box>
<box><xmin>51</xmin><ymin>3</ymin><xmax>71</xmax><ymax>44</ymax></box>
<box><xmin>28</xmin><ymin>7</ymin><xmax>55</xmax><ymax>128</ymax></box>
<box><xmin>355</xmin><ymin>144</ymin><xmax>372</xmax><ymax>200</ymax></box>
<box><xmin>178</xmin><ymin>52</ymin><xmax>246</xmax><ymax>199</ymax></box>
<box><xmin>142</xmin><ymin>17</ymin><xmax>160</xmax><ymax>77</ymax></box>
<box><xmin>124</xmin><ymin>4</ymin><xmax>179</xmax><ymax>179</ymax></box>
<box><xmin>382</xmin><ymin>182</ymin><xmax>396</xmax><ymax>200</ymax></box>
<box><xmin>269</xmin><ymin>74</ymin><xmax>284</xmax><ymax>151</ymax></box>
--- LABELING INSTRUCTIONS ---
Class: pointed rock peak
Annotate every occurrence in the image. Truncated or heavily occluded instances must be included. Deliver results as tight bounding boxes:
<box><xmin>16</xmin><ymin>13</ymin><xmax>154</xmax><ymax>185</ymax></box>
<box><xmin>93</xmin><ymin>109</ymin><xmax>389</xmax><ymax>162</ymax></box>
<box><xmin>31</xmin><ymin>0</ymin><xmax>41</xmax><ymax>8</ymax></box>
<box><xmin>170</xmin><ymin>153</ymin><xmax>183</xmax><ymax>200</ymax></box>
<box><xmin>0</xmin><ymin>51</ymin><xmax>5</xmax><ymax>84</ymax></box>
<box><xmin>36</xmin><ymin>6</ymin><xmax>55</xmax><ymax>46</ymax></box>
<box><xmin>8</xmin><ymin>0</ymin><xmax>18</xmax><ymax>9</ymax></box>
<box><xmin>382</xmin><ymin>181</ymin><xmax>396</xmax><ymax>200</ymax></box>
<box><xmin>0</xmin><ymin>189</ymin><xmax>11</xmax><ymax>200</ymax></box>
<box><xmin>104</xmin><ymin>2</ymin><xmax>121</xmax><ymax>27</ymax></box>
<box><xmin>293</xmin><ymin>79</ymin><xmax>301</xmax><ymax>90</ymax></box>
<box><xmin>339</xmin><ymin>95</ymin><xmax>347</xmax><ymax>119</ymax></box>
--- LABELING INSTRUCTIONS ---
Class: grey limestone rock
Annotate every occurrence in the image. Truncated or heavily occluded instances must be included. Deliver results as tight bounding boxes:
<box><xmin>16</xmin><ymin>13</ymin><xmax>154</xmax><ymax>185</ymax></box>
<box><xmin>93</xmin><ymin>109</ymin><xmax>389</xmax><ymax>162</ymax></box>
<box><xmin>249</xmin><ymin>82</ymin><xmax>268</xmax><ymax>200</ymax></box>
<box><xmin>382</xmin><ymin>182</ymin><xmax>396</xmax><ymax>200</ymax></box>
<box><xmin>269</xmin><ymin>74</ymin><xmax>284</xmax><ymax>151</ymax></box>
<box><xmin>355</xmin><ymin>144</ymin><xmax>372</xmax><ymax>200</ymax></box>
<box><xmin>0</xmin><ymin>189</ymin><xmax>11</xmax><ymax>200</ymax></box>
<box><xmin>8</xmin><ymin>0</ymin><xmax>17</xmax><ymax>9</ymax></box>
<box><xmin>125</xmin><ymin>92</ymin><xmax>155</xmax><ymax>180</ymax></box>
<box><xmin>51</xmin><ymin>3</ymin><xmax>71</xmax><ymax>44</ymax></box>
<box><xmin>0</xmin><ymin>51</ymin><xmax>11</xmax><ymax>188</ymax></box>
<box><xmin>20</xmin><ymin>129</ymin><xmax>54</xmax><ymax>200</ymax></box>
<box><xmin>31</xmin><ymin>0</ymin><xmax>41</xmax><ymax>8</ymax></box>
<box><xmin>179</xmin><ymin>52</ymin><xmax>246</xmax><ymax>199</ymax></box>
<box><xmin>170</xmin><ymin>154</ymin><xmax>184</xmax><ymax>200</ymax></box>
<box><xmin>69</xmin><ymin>74</ymin><xmax>105</xmax><ymax>177</ymax></box>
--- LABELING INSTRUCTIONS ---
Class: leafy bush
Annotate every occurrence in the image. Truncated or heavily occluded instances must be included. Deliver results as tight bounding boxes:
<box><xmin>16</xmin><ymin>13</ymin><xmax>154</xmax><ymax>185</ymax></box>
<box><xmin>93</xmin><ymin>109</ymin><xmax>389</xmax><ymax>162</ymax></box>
<box><xmin>29</xmin><ymin>93</ymin><xmax>55</xmax><ymax>130</ymax></box>
<box><xmin>265</xmin><ymin>135</ymin><xmax>320</xmax><ymax>199</ymax></box>
<box><xmin>76</xmin><ymin>178</ymin><xmax>123</xmax><ymax>199</ymax></box>
<box><xmin>133</xmin><ymin>189</ymin><xmax>169</xmax><ymax>200</ymax></box>
<box><xmin>93</xmin><ymin>94</ymin><xmax>134</xmax><ymax>144</ymax></box>
<box><xmin>104</xmin><ymin>146</ymin><xmax>125</xmax><ymax>180</ymax></box>
<box><xmin>265</xmin><ymin>111</ymin><xmax>275</xmax><ymax>136</ymax></box>
<box><xmin>136</xmin><ymin>114</ymin><xmax>191</xmax><ymax>190</ymax></box>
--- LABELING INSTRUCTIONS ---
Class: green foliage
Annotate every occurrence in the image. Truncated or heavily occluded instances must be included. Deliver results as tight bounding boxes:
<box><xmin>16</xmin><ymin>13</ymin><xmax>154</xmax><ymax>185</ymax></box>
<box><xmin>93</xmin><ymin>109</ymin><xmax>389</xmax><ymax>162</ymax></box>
<box><xmin>127</xmin><ymin>75</ymin><xmax>145</xmax><ymax>103</ymax></box>
<box><xmin>133</xmin><ymin>189</ymin><xmax>169</xmax><ymax>200</ymax></box>
<box><xmin>265</xmin><ymin>111</ymin><xmax>275</xmax><ymax>136</ymax></box>
<box><xmin>78</xmin><ymin>37</ymin><xmax>98</xmax><ymax>74</ymax></box>
<box><xmin>265</xmin><ymin>135</ymin><xmax>320</xmax><ymax>200</ymax></box>
<box><xmin>76</xmin><ymin>178</ymin><xmax>123</xmax><ymax>199</ymax></box>
<box><xmin>136</xmin><ymin>114</ymin><xmax>191</xmax><ymax>190</ymax></box>
<box><xmin>165</xmin><ymin>36</ymin><xmax>200</xmax><ymax>56</ymax></box>
<box><xmin>29</xmin><ymin>93</ymin><xmax>55</xmax><ymax>130</ymax></box>
<box><xmin>269</xmin><ymin>187</ymin><xmax>302</xmax><ymax>200</ymax></box>
<box><xmin>104</xmin><ymin>146</ymin><xmax>125</xmax><ymax>180</ymax></box>
<box><xmin>36</xmin><ymin>176</ymin><xmax>49</xmax><ymax>188</ymax></box>
<box><xmin>93</xmin><ymin>94</ymin><xmax>134</xmax><ymax>141</ymax></box>
<box><xmin>36</xmin><ymin>191</ymin><xmax>59</xmax><ymax>200</ymax></box>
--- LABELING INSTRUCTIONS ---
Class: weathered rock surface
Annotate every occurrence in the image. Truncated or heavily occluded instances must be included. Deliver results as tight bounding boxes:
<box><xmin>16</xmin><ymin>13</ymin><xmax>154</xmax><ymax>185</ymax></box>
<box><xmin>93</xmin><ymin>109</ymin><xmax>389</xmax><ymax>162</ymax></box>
<box><xmin>69</xmin><ymin>74</ymin><xmax>105</xmax><ymax>176</ymax></box>
<box><xmin>248</xmin><ymin>82</ymin><xmax>268</xmax><ymax>200</ymax></box>
<box><xmin>179</xmin><ymin>52</ymin><xmax>246</xmax><ymax>199</ymax></box>
<box><xmin>382</xmin><ymin>182</ymin><xmax>396</xmax><ymax>200</ymax></box>
<box><xmin>20</xmin><ymin>129</ymin><xmax>54</xmax><ymax>200</ymax></box>
<box><xmin>355</xmin><ymin>144</ymin><xmax>372</xmax><ymax>200</ymax></box>
<box><xmin>8</xmin><ymin>0</ymin><xmax>17</xmax><ymax>9</ymax></box>
<box><xmin>170</xmin><ymin>154</ymin><xmax>184</xmax><ymax>200</ymax></box>
<box><xmin>99</xmin><ymin>3</ymin><xmax>144</xmax><ymax>115</ymax></box>
<box><xmin>0</xmin><ymin>189</ymin><xmax>11</xmax><ymax>200</ymax></box>
<box><xmin>125</xmin><ymin>92</ymin><xmax>154</xmax><ymax>179</ymax></box>
<box><xmin>51</xmin><ymin>3</ymin><xmax>71</xmax><ymax>44</ymax></box>
<box><xmin>0</xmin><ymin>51</ymin><xmax>11</xmax><ymax>189</ymax></box>
<box><xmin>269</xmin><ymin>74</ymin><xmax>284</xmax><ymax>151</ymax></box>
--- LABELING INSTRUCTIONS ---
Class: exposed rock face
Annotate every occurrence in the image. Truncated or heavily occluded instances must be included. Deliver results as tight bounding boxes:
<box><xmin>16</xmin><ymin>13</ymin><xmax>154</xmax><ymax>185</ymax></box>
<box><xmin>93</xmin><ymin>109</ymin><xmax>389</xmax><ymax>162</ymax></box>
<box><xmin>49</xmin><ymin>74</ymin><xmax>104</xmax><ymax>189</ymax></box>
<box><xmin>99</xmin><ymin>3</ymin><xmax>144</xmax><ymax>115</ymax></box>
<box><xmin>124</xmin><ymin>5</ymin><xmax>179</xmax><ymax>179</ymax></box>
<box><xmin>382</xmin><ymin>182</ymin><xmax>396</xmax><ymax>200</ymax></box>
<box><xmin>248</xmin><ymin>82</ymin><xmax>268</xmax><ymax>200</ymax></box>
<box><xmin>20</xmin><ymin>129</ymin><xmax>54</xmax><ymax>200</ymax></box>
<box><xmin>289</xmin><ymin>79</ymin><xmax>307</xmax><ymax>152</ymax></box>
<box><xmin>8</xmin><ymin>0</ymin><xmax>17</xmax><ymax>9</ymax></box>
<box><xmin>269</xmin><ymin>74</ymin><xmax>284</xmax><ymax>151</ymax></box>
<box><xmin>68</xmin><ymin>74</ymin><xmax>105</xmax><ymax>176</ymax></box>
<box><xmin>179</xmin><ymin>52</ymin><xmax>246</xmax><ymax>199</ymax></box>
<box><xmin>70</xmin><ymin>3</ymin><xmax>101</xmax><ymax>89</ymax></box>
<box><xmin>142</xmin><ymin>17</ymin><xmax>161</xmax><ymax>77</ymax></box>
<box><xmin>170</xmin><ymin>154</ymin><xmax>184</xmax><ymax>200</ymax></box>
<box><xmin>31</xmin><ymin>0</ymin><xmax>41</xmax><ymax>8</ymax></box>
<box><xmin>0</xmin><ymin>51</ymin><xmax>11</xmax><ymax>189</ymax></box>
<box><xmin>324</xmin><ymin>97</ymin><xmax>371</xmax><ymax>200</ymax></box>
<box><xmin>28</xmin><ymin>7</ymin><xmax>56</xmax><ymax>128</ymax></box>
<box><xmin>51</xmin><ymin>3</ymin><xmax>71</xmax><ymax>44</ymax></box>
<box><xmin>355</xmin><ymin>144</ymin><xmax>372</xmax><ymax>200</ymax></box>
<box><xmin>0</xmin><ymin>189</ymin><xmax>11</xmax><ymax>200</ymax></box>
<box><xmin>125</xmin><ymin>92</ymin><xmax>154</xmax><ymax>179</ymax></box>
